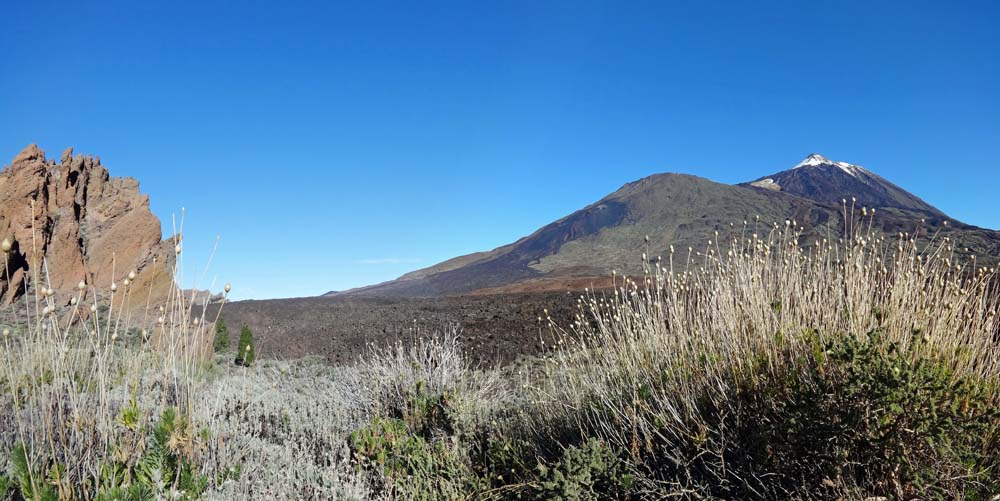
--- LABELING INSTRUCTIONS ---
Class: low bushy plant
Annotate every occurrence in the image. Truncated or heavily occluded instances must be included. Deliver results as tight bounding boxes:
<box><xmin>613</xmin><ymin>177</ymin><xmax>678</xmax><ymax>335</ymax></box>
<box><xmin>479</xmin><ymin>435</ymin><xmax>636</xmax><ymax>500</ymax></box>
<box><xmin>661</xmin><ymin>329</ymin><xmax>1000</xmax><ymax>498</ymax></box>
<box><xmin>0</xmin><ymin>474</ymin><xmax>9</xmax><ymax>500</ymax></box>
<box><xmin>6</xmin><ymin>443</ymin><xmax>61</xmax><ymax>501</ymax></box>
<box><xmin>750</xmin><ymin>330</ymin><xmax>998</xmax><ymax>497</ymax></box>
<box><xmin>24</xmin><ymin>404</ymin><xmax>210</xmax><ymax>500</ymax></box>
<box><xmin>350</xmin><ymin>416</ymin><xmax>480</xmax><ymax>499</ymax></box>
<box><xmin>531</xmin><ymin>439</ymin><xmax>634</xmax><ymax>501</ymax></box>
<box><xmin>135</xmin><ymin>407</ymin><xmax>208</xmax><ymax>497</ymax></box>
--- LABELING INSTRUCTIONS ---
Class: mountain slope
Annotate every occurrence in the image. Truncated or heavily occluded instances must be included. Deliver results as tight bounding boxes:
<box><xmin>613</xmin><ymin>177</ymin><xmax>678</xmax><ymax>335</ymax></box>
<box><xmin>338</xmin><ymin>154</ymin><xmax>1000</xmax><ymax>298</ymax></box>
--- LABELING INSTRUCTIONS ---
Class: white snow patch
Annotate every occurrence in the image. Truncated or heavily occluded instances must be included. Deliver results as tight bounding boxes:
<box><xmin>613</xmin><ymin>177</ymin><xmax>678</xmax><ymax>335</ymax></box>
<box><xmin>750</xmin><ymin>178</ymin><xmax>781</xmax><ymax>190</ymax></box>
<box><xmin>793</xmin><ymin>153</ymin><xmax>865</xmax><ymax>177</ymax></box>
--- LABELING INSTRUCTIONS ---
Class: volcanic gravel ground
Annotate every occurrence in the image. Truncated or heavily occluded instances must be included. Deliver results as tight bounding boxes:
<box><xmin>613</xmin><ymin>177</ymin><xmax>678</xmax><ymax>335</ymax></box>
<box><xmin>203</xmin><ymin>292</ymin><xmax>581</xmax><ymax>366</ymax></box>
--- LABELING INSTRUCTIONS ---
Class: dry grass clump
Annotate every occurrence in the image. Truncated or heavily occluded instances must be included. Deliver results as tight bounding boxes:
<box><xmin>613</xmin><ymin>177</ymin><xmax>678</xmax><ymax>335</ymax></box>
<box><xmin>0</xmin><ymin>219</ymin><xmax>239</xmax><ymax>498</ymax></box>
<box><xmin>0</xmin><ymin>228</ymin><xmax>389</xmax><ymax>498</ymax></box>
<box><xmin>532</xmin><ymin>213</ymin><xmax>1000</xmax><ymax>498</ymax></box>
<box><xmin>0</xmin><ymin>214</ymin><xmax>378</xmax><ymax>499</ymax></box>
<box><xmin>345</xmin><ymin>330</ymin><xmax>516</xmax><ymax>499</ymax></box>
<box><xmin>356</xmin><ymin>330</ymin><xmax>511</xmax><ymax>425</ymax></box>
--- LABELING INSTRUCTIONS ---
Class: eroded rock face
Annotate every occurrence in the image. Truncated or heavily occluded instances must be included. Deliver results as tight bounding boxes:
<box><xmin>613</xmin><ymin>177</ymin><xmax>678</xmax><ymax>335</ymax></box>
<box><xmin>0</xmin><ymin>144</ymin><xmax>174</xmax><ymax>308</ymax></box>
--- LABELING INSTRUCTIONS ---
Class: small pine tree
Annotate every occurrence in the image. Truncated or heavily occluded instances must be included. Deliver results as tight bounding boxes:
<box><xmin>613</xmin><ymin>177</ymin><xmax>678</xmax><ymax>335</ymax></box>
<box><xmin>235</xmin><ymin>325</ymin><xmax>255</xmax><ymax>366</ymax></box>
<box><xmin>213</xmin><ymin>317</ymin><xmax>230</xmax><ymax>352</ymax></box>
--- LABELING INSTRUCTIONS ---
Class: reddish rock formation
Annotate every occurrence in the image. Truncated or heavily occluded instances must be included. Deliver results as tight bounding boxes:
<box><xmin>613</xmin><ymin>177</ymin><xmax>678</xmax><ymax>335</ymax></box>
<box><xmin>0</xmin><ymin>144</ymin><xmax>175</xmax><ymax>309</ymax></box>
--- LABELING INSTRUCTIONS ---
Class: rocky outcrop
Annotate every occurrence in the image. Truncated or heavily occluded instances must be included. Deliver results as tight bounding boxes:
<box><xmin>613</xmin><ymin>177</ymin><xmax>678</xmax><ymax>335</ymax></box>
<box><xmin>0</xmin><ymin>144</ymin><xmax>175</xmax><ymax>308</ymax></box>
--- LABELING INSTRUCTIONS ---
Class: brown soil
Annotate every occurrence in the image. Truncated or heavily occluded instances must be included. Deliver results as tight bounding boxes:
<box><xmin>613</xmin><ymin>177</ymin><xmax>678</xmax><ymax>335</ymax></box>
<box><xmin>464</xmin><ymin>275</ymin><xmax>617</xmax><ymax>295</ymax></box>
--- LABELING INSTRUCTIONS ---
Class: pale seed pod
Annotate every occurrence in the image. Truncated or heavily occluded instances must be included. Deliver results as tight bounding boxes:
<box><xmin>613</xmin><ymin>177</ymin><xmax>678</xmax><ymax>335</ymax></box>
<box><xmin>0</xmin><ymin>238</ymin><xmax>11</xmax><ymax>252</ymax></box>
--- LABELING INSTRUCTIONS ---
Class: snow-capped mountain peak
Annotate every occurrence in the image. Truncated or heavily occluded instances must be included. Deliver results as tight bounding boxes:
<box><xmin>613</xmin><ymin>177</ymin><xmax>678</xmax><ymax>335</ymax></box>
<box><xmin>742</xmin><ymin>154</ymin><xmax>943</xmax><ymax>216</ymax></box>
<box><xmin>793</xmin><ymin>153</ymin><xmax>864</xmax><ymax>177</ymax></box>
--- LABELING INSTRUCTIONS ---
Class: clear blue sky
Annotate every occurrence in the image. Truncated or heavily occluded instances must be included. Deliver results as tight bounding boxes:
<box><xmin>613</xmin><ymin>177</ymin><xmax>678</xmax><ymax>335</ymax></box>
<box><xmin>1</xmin><ymin>1</ymin><xmax>997</xmax><ymax>299</ymax></box>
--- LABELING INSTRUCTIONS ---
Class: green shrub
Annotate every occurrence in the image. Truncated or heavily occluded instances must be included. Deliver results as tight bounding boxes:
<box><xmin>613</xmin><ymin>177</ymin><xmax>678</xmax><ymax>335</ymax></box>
<box><xmin>213</xmin><ymin>317</ymin><xmax>230</xmax><ymax>352</ymax></box>
<box><xmin>349</xmin><ymin>378</ymin><xmax>639</xmax><ymax>500</ymax></box>
<box><xmin>350</xmin><ymin>417</ymin><xmax>479</xmax><ymax>499</ymax></box>
<box><xmin>349</xmin><ymin>380</ymin><xmax>482</xmax><ymax>498</ymax></box>
<box><xmin>532</xmin><ymin>439</ymin><xmax>634</xmax><ymax>500</ymax></box>
<box><xmin>654</xmin><ymin>330</ymin><xmax>1000</xmax><ymax>499</ymax></box>
<box><xmin>396</xmin><ymin>379</ymin><xmax>456</xmax><ymax>439</ymax></box>
<box><xmin>136</xmin><ymin>407</ymin><xmax>207</xmax><ymax>497</ymax></box>
<box><xmin>480</xmin><ymin>435</ymin><xmax>635</xmax><ymax>500</ymax></box>
<box><xmin>753</xmin><ymin>330</ymin><xmax>1000</xmax><ymax>498</ymax></box>
<box><xmin>90</xmin><ymin>405</ymin><xmax>207</xmax><ymax>500</ymax></box>
<box><xmin>2</xmin><ymin>443</ymin><xmax>70</xmax><ymax>501</ymax></box>
<box><xmin>235</xmin><ymin>324</ymin><xmax>255</xmax><ymax>366</ymax></box>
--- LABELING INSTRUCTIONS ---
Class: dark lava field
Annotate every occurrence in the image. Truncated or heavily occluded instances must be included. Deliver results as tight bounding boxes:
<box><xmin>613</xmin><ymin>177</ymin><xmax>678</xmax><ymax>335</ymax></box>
<box><xmin>204</xmin><ymin>292</ymin><xmax>581</xmax><ymax>366</ymax></box>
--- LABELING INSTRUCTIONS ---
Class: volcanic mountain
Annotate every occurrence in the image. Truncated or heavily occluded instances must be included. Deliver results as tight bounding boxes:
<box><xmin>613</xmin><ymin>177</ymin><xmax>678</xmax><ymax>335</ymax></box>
<box><xmin>337</xmin><ymin>154</ymin><xmax>1000</xmax><ymax>297</ymax></box>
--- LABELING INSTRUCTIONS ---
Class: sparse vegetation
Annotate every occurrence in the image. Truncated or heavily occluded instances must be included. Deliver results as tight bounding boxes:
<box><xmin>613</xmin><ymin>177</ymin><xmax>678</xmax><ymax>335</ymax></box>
<box><xmin>1</xmin><ymin>211</ymin><xmax>998</xmax><ymax>499</ymax></box>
